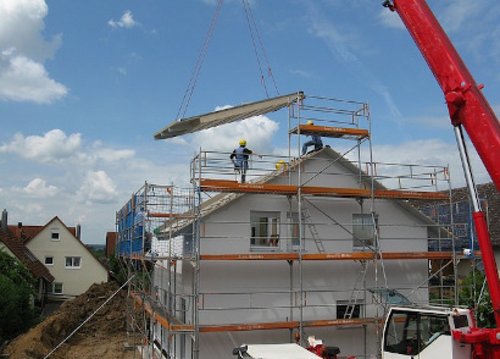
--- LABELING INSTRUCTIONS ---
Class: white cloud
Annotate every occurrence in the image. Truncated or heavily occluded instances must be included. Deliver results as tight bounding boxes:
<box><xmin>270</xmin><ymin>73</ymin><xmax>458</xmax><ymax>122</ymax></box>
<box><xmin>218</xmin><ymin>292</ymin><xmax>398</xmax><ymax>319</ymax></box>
<box><xmin>290</xmin><ymin>69</ymin><xmax>313</xmax><ymax>78</ymax></box>
<box><xmin>108</xmin><ymin>10</ymin><xmax>137</xmax><ymax>29</ymax></box>
<box><xmin>0</xmin><ymin>129</ymin><xmax>81</xmax><ymax>163</ymax></box>
<box><xmin>0</xmin><ymin>0</ymin><xmax>67</xmax><ymax>103</ymax></box>
<box><xmin>189</xmin><ymin>114</ymin><xmax>279</xmax><ymax>153</ymax></box>
<box><xmin>0</xmin><ymin>129</ymin><xmax>137</xmax><ymax>165</ymax></box>
<box><xmin>16</xmin><ymin>178</ymin><xmax>58</xmax><ymax>197</ymax></box>
<box><xmin>341</xmin><ymin>138</ymin><xmax>490</xmax><ymax>189</ymax></box>
<box><xmin>92</xmin><ymin>147</ymin><xmax>135</xmax><ymax>162</ymax></box>
<box><xmin>0</xmin><ymin>53</ymin><xmax>67</xmax><ymax>103</ymax></box>
<box><xmin>78</xmin><ymin>170</ymin><xmax>118</xmax><ymax>203</ymax></box>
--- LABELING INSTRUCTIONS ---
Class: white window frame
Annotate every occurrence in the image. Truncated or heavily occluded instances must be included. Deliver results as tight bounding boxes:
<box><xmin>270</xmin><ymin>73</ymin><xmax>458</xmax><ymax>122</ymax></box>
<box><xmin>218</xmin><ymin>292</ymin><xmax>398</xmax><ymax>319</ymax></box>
<box><xmin>250</xmin><ymin>211</ymin><xmax>280</xmax><ymax>250</ymax></box>
<box><xmin>352</xmin><ymin>213</ymin><xmax>378</xmax><ymax>249</ymax></box>
<box><xmin>65</xmin><ymin>256</ymin><xmax>81</xmax><ymax>269</ymax></box>
<box><xmin>336</xmin><ymin>299</ymin><xmax>364</xmax><ymax>319</ymax></box>
<box><xmin>52</xmin><ymin>282</ymin><xmax>63</xmax><ymax>294</ymax></box>
<box><xmin>44</xmin><ymin>256</ymin><xmax>54</xmax><ymax>266</ymax></box>
<box><xmin>51</xmin><ymin>229</ymin><xmax>60</xmax><ymax>241</ymax></box>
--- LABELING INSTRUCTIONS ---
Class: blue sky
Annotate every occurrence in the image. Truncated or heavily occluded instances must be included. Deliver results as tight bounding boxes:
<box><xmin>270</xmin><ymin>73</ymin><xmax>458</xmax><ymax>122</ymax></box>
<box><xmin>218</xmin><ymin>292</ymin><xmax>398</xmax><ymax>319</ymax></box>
<box><xmin>0</xmin><ymin>0</ymin><xmax>498</xmax><ymax>244</ymax></box>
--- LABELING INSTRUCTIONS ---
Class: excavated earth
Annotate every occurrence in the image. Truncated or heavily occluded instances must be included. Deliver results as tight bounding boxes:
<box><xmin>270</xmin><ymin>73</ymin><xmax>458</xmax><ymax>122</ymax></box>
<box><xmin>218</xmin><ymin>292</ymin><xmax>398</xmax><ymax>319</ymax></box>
<box><xmin>2</xmin><ymin>281</ymin><xmax>139</xmax><ymax>359</ymax></box>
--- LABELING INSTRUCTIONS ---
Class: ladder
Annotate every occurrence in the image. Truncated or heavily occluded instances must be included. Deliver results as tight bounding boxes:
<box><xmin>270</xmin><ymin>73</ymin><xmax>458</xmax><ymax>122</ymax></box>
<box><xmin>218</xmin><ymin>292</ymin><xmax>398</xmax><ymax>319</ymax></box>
<box><xmin>343</xmin><ymin>260</ymin><xmax>369</xmax><ymax>319</ymax></box>
<box><xmin>302</xmin><ymin>208</ymin><xmax>325</xmax><ymax>253</ymax></box>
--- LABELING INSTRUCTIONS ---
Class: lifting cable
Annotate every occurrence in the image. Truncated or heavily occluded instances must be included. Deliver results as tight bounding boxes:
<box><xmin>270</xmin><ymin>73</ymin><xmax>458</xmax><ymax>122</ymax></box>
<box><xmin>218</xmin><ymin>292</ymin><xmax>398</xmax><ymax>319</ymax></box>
<box><xmin>241</xmin><ymin>0</ymin><xmax>280</xmax><ymax>97</ymax></box>
<box><xmin>176</xmin><ymin>0</ymin><xmax>224</xmax><ymax>120</ymax></box>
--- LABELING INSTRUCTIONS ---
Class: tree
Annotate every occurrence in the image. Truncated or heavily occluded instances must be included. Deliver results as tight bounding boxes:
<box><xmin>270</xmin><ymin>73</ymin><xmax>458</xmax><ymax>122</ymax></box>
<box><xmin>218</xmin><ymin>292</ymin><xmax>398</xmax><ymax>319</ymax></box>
<box><xmin>458</xmin><ymin>268</ymin><xmax>494</xmax><ymax>328</ymax></box>
<box><xmin>0</xmin><ymin>250</ymin><xmax>38</xmax><ymax>343</ymax></box>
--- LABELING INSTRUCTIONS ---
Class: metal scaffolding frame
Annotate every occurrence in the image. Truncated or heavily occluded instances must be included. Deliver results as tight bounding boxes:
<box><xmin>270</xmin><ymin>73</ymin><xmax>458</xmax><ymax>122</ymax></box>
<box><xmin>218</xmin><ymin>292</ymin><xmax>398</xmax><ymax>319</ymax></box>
<box><xmin>115</xmin><ymin>94</ymin><xmax>472</xmax><ymax>359</ymax></box>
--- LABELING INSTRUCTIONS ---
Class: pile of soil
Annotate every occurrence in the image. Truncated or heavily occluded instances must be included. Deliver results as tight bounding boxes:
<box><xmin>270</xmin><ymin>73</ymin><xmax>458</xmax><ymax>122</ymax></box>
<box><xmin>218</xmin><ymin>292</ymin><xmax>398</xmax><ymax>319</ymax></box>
<box><xmin>3</xmin><ymin>281</ymin><xmax>137</xmax><ymax>359</ymax></box>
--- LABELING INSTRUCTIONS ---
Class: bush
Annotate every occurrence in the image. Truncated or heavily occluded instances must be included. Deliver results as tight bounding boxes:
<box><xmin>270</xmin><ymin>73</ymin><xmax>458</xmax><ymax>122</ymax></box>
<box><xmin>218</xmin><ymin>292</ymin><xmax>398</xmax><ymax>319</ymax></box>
<box><xmin>0</xmin><ymin>251</ymin><xmax>37</xmax><ymax>343</ymax></box>
<box><xmin>458</xmin><ymin>268</ymin><xmax>494</xmax><ymax>328</ymax></box>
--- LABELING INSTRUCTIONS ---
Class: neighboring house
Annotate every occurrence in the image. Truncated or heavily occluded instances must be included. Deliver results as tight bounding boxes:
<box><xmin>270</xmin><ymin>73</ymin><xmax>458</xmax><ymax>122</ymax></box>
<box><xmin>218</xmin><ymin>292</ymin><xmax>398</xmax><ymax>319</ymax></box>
<box><xmin>144</xmin><ymin>147</ymin><xmax>451</xmax><ymax>358</ymax></box>
<box><xmin>412</xmin><ymin>182</ymin><xmax>499</xmax><ymax>277</ymax></box>
<box><xmin>11</xmin><ymin>216</ymin><xmax>108</xmax><ymax>299</ymax></box>
<box><xmin>105</xmin><ymin>231</ymin><xmax>117</xmax><ymax>257</ymax></box>
<box><xmin>0</xmin><ymin>220</ymin><xmax>54</xmax><ymax>306</ymax></box>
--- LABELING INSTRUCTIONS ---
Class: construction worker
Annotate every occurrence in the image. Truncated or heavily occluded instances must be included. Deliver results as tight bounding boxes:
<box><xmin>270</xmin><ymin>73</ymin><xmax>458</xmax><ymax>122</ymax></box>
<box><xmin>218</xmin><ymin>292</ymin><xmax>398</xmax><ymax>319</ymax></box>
<box><xmin>301</xmin><ymin>120</ymin><xmax>323</xmax><ymax>156</ymax></box>
<box><xmin>230</xmin><ymin>139</ymin><xmax>260</xmax><ymax>183</ymax></box>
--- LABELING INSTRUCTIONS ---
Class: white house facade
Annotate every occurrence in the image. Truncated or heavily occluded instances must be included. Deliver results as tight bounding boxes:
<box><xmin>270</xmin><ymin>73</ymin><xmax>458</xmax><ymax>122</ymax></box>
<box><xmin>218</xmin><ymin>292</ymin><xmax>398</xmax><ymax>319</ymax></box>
<box><xmin>25</xmin><ymin>217</ymin><xmax>108</xmax><ymax>299</ymax></box>
<box><xmin>149</xmin><ymin>148</ymin><xmax>442</xmax><ymax>358</ymax></box>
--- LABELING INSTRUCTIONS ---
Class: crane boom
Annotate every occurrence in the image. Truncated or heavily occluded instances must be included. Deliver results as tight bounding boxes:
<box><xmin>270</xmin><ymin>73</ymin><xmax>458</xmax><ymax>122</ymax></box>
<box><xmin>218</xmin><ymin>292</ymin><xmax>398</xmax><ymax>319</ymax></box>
<box><xmin>383</xmin><ymin>1</ymin><xmax>500</xmax><ymax>357</ymax></box>
<box><xmin>386</xmin><ymin>0</ymin><xmax>500</xmax><ymax>191</ymax></box>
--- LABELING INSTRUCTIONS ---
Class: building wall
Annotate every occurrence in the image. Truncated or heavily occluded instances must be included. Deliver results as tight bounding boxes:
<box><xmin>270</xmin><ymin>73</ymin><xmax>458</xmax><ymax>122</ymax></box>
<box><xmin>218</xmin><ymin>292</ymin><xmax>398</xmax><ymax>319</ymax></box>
<box><xmin>26</xmin><ymin>219</ymin><xmax>108</xmax><ymax>297</ymax></box>
<box><xmin>161</xmin><ymin>152</ymin><xmax>432</xmax><ymax>358</ymax></box>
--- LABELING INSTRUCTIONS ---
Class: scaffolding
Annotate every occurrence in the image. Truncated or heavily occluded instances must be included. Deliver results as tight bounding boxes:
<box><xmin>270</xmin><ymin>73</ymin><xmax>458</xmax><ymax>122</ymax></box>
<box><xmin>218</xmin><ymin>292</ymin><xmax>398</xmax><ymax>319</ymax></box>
<box><xmin>116</xmin><ymin>93</ymin><xmax>473</xmax><ymax>359</ymax></box>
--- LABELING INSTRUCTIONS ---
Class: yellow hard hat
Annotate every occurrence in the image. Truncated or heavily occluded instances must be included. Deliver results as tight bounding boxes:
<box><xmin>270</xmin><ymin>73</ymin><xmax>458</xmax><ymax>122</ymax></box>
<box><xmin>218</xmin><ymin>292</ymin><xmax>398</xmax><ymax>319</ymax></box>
<box><xmin>239</xmin><ymin>139</ymin><xmax>247</xmax><ymax>146</ymax></box>
<box><xmin>275</xmin><ymin>159</ymin><xmax>287</xmax><ymax>170</ymax></box>
<box><xmin>306</xmin><ymin>120</ymin><xmax>314</xmax><ymax>125</ymax></box>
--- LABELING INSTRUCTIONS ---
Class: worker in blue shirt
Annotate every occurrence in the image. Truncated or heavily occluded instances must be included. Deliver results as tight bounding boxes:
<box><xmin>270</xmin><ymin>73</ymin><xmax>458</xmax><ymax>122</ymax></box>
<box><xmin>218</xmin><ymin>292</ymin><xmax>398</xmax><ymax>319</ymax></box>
<box><xmin>230</xmin><ymin>139</ymin><xmax>260</xmax><ymax>183</ymax></box>
<box><xmin>301</xmin><ymin>120</ymin><xmax>323</xmax><ymax>156</ymax></box>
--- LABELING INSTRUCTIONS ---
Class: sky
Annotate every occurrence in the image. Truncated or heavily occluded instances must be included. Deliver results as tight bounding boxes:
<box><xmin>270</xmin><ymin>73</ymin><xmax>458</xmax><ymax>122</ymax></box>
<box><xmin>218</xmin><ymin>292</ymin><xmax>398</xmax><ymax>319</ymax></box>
<box><xmin>0</xmin><ymin>0</ymin><xmax>498</xmax><ymax>245</ymax></box>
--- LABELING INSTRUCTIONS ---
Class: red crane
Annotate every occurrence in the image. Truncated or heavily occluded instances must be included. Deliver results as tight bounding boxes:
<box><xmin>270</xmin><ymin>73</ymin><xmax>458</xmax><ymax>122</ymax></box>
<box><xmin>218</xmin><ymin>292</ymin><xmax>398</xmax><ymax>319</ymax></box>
<box><xmin>383</xmin><ymin>1</ymin><xmax>500</xmax><ymax>357</ymax></box>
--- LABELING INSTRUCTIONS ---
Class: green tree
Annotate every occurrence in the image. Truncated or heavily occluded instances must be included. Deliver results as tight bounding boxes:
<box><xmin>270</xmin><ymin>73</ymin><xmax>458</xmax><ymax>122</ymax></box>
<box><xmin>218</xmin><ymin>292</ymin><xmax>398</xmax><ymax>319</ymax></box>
<box><xmin>458</xmin><ymin>268</ymin><xmax>494</xmax><ymax>328</ymax></box>
<box><xmin>108</xmin><ymin>255</ymin><xmax>128</xmax><ymax>285</ymax></box>
<box><xmin>0</xmin><ymin>250</ymin><xmax>37</xmax><ymax>343</ymax></box>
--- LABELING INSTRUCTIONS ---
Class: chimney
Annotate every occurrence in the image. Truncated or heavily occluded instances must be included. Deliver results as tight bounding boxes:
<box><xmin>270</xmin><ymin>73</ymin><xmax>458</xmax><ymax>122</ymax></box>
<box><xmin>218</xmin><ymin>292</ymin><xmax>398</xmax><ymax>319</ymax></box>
<box><xmin>76</xmin><ymin>224</ymin><xmax>81</xmax><ymax>240</ymax></box>
<box><xmin>1</xmin><ymin>209</ymin><xmax>7</xmax><ymax>230</ymax></box>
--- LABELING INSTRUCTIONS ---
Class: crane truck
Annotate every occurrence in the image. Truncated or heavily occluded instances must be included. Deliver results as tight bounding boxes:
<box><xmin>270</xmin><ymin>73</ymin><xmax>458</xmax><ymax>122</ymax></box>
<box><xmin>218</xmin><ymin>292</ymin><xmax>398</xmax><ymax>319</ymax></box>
<box><xmin>381</xmin><ymin>1</ymin><xmax>500</xmax><ymax>358</ymax></box>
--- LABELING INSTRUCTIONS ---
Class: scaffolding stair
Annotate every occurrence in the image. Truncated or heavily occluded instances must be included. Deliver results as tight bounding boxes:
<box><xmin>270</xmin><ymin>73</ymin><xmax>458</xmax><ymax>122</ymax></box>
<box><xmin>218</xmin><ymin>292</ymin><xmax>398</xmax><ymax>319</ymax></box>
<box><xmin>302</xmin><ymin>208</ymin><xmax>325</xmax><ymax>253</ymax></box>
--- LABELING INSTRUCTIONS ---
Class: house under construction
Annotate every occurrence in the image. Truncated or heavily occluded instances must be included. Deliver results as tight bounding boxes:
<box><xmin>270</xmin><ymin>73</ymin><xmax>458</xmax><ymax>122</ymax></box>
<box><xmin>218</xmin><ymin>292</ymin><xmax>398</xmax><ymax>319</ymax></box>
<box><xmin>115</xmin><ymin>92</ymin><xmax>477</xmax><ymax>358</ymax></box>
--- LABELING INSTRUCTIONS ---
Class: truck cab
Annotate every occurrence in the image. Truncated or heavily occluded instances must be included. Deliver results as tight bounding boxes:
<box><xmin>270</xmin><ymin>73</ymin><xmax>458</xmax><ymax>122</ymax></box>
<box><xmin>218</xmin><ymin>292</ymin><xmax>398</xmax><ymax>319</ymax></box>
<box><xmin>382</xmin><ymin>306</ymin><xmax>473</xmax><ymax>358</ymax></box>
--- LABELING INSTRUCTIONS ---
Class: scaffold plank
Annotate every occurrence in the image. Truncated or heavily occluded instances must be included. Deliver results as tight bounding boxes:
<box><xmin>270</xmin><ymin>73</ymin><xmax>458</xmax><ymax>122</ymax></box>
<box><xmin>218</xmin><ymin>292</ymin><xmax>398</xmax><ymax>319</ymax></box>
<box><xmin>200</xmin><ymin>251</ymin><xmax>478</xmax><ymax>261</ymax></box>
<box><xmin>148</xmin><ymin>212</ymin><xmax>193</xmax><ymax>219</ymax></box>
<box><xmin>290</xmin><ymin>124</ymin><xmax>370</xmax><ymax>140</ymax></box>
<box><xmin>199</xmin><ymin>317</ymin><xmax>376</xmax><ymax>333</ymax></box>
<box><xmin>130</xmin><ymin>292</ymin><xmax>194</xmax><ymax>332</ymax></box>
<box><xmin>199</xmin><ymin>179</ymin><xmax>449</xmax><ymax>200</ymax></box>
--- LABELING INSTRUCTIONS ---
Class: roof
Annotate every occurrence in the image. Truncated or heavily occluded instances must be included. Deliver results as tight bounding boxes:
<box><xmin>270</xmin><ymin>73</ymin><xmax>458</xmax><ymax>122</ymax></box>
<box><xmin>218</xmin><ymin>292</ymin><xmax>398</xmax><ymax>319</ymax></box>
<box><xmin>9</xmin><ymin>221</ymin><xmax>77</xmax><ymax>243</ymax></box>
<box><xmin>154</xmin><ymin>91</ymin><xmax>304</xmax><ymax>140</ymax></box>
<box><xmin>0</xmin><ymin>227</ymin><xmax>54</xmax><ymax>282</ymax></box>
<box><xmin>16</xmin><ymin>216</ymin><xmax>108</xmax><ymax>272</ymax></box>
<box><xmin>410</xmin><ymin>182</ymin><xmax>499</xmax><ymax>247</ymax></box>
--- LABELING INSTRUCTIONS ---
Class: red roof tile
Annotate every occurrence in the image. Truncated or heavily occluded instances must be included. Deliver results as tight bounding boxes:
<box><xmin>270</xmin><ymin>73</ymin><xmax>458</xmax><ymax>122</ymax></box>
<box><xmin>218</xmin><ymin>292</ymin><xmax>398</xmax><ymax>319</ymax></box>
<box><xmin>0</xmin><ymin>227</ymin><xmax>54</xmax><ymax>282</ymax></box>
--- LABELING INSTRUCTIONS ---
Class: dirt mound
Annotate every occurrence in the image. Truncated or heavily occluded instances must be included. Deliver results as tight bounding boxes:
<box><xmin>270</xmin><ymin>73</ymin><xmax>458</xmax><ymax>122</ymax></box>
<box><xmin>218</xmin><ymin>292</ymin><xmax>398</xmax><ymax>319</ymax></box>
<box><xmin>4</xmin><ymin>281</ymin><xmax>134</xmax><ymax>359</ymax></box>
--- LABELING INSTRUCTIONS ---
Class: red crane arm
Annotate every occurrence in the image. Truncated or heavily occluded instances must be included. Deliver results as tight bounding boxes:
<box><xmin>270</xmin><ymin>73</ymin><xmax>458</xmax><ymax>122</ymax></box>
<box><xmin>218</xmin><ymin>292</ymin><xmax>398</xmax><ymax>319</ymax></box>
<box><xmin>386</xmin><ymin>0</ymin><xmax>500</xmax><ymax>336</ymax></box>
<box><xmin>388</xmin><ymin>0</ymin><xmax>500</xmax><ymax>191</ymax></box>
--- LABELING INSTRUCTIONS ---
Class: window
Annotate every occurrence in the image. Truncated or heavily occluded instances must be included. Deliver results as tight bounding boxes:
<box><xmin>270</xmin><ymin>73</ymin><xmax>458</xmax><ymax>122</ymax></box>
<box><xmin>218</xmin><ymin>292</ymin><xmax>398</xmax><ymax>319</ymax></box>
<box><xmin>52</xmin><ymin>282</ymin><xmax>63</xmax><ymax>294</ymax></box>
<box><xmin>336</xmin><ymin>300</ymin><xmax>362</xmax><ymax>319</ymax></box>
<box><xmin>45</xmin><ymin>256</ymin><xmax>54</xmax><ymax>265</ymax></box>
<box><xmin>250</xmin><ymin>211</ymin><xmax>280</xmax><ymax>248</ymax></box>
<box><xmin>51</xmin><ymin>230</ymin><xmax>60</xmax><ymax>241</ymax></box>
<box><xmin>65</xmin><ymin>256</ymin><xmax>81</xmax><ymax>268</ymax></box>
<box><xmin>352</xmin><ymin>213</ymin><xmax>378</xmax><ymax>248</ymax></box>
<box><xmin>384</xmin><ymin>310</ymin><xmax>450</xmax><ymax>356</ymax></box>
